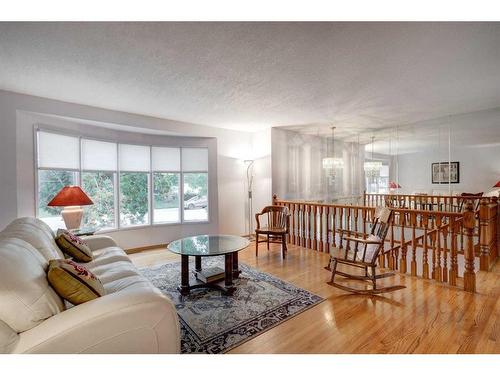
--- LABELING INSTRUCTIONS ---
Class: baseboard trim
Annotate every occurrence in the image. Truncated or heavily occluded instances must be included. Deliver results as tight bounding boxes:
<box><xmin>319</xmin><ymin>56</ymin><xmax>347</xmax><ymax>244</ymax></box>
<box><xmin>125</xmin><ymin>243</ymin><xmax>168</xmax><ymax>254</ymax></box>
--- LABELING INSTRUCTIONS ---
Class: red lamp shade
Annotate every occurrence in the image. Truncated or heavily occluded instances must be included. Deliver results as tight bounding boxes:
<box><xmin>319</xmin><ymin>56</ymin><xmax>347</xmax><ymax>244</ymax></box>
<box><xmin>389</xmin><ymin>181</ymin><xmax>402</xmax><ymax>189</ymax></box>
<box><xmin>494</xmin><ymin>181</ymin><xmax>500</xmax><ymax>188</ymax></box>
<box><xmin>47</xmin><ymin>186</ymin><xmax>93</xmax><ymax>207</ymax></box>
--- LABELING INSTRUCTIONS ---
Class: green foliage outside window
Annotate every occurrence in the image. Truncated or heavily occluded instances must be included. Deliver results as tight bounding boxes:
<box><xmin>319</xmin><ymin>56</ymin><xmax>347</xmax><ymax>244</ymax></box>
<box><xmin>120</xmin><ymin>172</ymin><xmax>149</xmax><ymax>225</ymax></box>
<box><xmin>183</xmin><ymin>173</ymin><xmax>208</xmax><ymax>199</ymax></box>
<box><xmin>38</xmin><ymin>170</ymin><xmax>76</xmax><ymax>217</ymax></box>
<box><xmin>82</xmin><ymin>172</ymin><xmax>115</xmax><ymax>229</ymax></box>
<box><xmin>154</xmin><ymin>173</ymin><xmax>179</xmax><ymax>209</ymax></box>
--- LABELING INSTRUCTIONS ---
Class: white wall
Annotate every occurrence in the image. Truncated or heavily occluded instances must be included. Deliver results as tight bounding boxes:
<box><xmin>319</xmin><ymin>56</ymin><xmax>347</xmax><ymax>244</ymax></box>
<box><xmin>397</xmin><ymin>144</ymin><xmax>500</xmax><ymax>194</ymax></box>
<box><xmin>0</xmin><ymin>90</ymin><xmax>272</xmax><ymax>249</ymax></box>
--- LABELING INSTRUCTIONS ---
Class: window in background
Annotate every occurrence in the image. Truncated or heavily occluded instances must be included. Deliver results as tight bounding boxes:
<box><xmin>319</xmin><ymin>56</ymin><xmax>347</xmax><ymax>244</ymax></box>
<box><xmin>152</xmin><ymin>147</ymin><xmax>181</xmax><ymax>224</ymax></box>
<box><xmin>37</xmin><ymin>169</ymin><xmax>78</xmax><ymax>229</ymax></box>
<box><xmin>119</xmin><ymin>144</ymin><xmax>150</xmax><ymax>226</ymax></box>
<box><xmin>119</xmin><ymin>172</ymin><xmax>150</xmax><ymax>226</ymax></box>
<box><xmin>81</xmin><ymin>139</ymin><xmax>117</xmax><ymax>230</ymax></box>
<box><xmin>82</xmin><ymin>172</ymin><xmax>116</xmax><ymax>229</ymax></box>
<box><xmin>182</xmin><ymin>148</ymin><xmax>209</xmax><ymax>222</ymax></box>
<box><xmin>365</xmin><ymin>162</ymin><xmax>390</xmax><ymax>194</ymax></box>
<box><xmin>378</xmin><ymin>164</ymin><xmax>390</xmax><ymax>194</ymax></box>
<box><xmin>37</xmin><ymin>131</ymin><xmax>80</xmax><ymax>230</ymax></box>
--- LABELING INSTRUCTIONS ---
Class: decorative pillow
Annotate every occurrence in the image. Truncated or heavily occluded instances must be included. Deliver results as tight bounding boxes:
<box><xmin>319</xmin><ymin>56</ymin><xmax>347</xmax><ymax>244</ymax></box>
<box><xmin>55</xmin><ymin>229</ymin><xmax>93</xmax><ymax>262</ymax></box>
<box><xmin>47</xmin><ymin>259</ymin><xmax>105</xmax><ymax>305</ymax></box>
<box><xmin>362</xmin><ymin>234</ymin><xmax>382</xmax><ymax>263</ymax></box>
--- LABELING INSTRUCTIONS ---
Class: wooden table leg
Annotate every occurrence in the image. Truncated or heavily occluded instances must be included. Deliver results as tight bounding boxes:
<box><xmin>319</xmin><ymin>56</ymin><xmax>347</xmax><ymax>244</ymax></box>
<box><xmin>195</xmin><ymin>255</ymin><xmax>202</xmax><ymax>272</ymax></box>
<box><xmin>232</xmin><ymin>251</ymin><xmax>241</xmax><ymax>278</ymax></box>
<box><xmin>178</xmin><ymin>254</ymin><xmax>190</xmax><ymax>296</ymax></box>
<box><xmin>224</xmin><ymin>253</ymin><xmax>235</xmax><ymax>295</ymax></box>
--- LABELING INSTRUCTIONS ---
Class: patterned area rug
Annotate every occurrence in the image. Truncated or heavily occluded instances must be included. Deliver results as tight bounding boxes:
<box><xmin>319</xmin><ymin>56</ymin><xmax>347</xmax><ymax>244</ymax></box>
<box><xmin>140</xmin><ymin>258</ymin><xmax>324</xmax><ymax>354</ymax></box>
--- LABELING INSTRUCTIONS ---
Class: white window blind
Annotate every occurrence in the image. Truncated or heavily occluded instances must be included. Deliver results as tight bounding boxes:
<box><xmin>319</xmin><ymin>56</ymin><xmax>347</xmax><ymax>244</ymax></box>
<box><xmin>82</xmin><ymin>139</ymin><xmax>117</xmax><ymax>171</ymax></box>
<box><xmin>152</xmin><ymin>147</ymin><xmax>180</xmax><ymax>171</ymax></box>
<box><xmin>181</xmin><ymin>148</ymin><xmax>208</xmax><ymax>171</ymax></box>
<box><xmin>38</xmin><ymin>131</ymin><xmax>80</xmax><ymax>169</ymax></box>
<box><xmin>119</xmin><ymin>144</ymin><xmax>150</xmax><ymax>172</ymax></box>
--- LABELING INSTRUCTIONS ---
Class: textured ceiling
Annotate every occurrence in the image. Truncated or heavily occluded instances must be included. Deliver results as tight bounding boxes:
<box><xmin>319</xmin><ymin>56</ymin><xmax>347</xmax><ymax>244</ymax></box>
<box><xmin>0</xmin><ymin>22</ymin><xmax>500</xmax><ymax>132</ymax></box>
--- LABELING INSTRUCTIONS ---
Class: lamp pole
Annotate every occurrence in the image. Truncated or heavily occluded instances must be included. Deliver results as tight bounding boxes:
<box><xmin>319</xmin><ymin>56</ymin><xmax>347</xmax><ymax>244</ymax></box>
<box><xmin>245</xmin><ymin>160</ymin><xmax>255</xmax><ymax>239</ymax></box>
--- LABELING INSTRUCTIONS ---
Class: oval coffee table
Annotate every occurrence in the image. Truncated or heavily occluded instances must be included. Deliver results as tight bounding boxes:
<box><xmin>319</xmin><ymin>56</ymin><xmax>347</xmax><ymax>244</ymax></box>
<box><xmin>167</xmin><ymin>234</ymin><xmax>250</xmax><ymax>296</ymax></box>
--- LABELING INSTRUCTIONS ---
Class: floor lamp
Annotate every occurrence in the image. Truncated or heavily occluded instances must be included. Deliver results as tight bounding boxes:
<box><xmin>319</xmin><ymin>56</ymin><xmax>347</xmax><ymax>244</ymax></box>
<box><xmin>244</xmin><ymin>159</ymin><xmax>255</xmax><ymax>240</ymax></box>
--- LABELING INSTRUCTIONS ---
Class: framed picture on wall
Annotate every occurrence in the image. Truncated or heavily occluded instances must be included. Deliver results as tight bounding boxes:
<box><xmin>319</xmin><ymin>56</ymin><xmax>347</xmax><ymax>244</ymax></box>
<box><xmin>431</xmin><ymin>162</ymin><xmax>460</xmax><ymax>184</ymax></box>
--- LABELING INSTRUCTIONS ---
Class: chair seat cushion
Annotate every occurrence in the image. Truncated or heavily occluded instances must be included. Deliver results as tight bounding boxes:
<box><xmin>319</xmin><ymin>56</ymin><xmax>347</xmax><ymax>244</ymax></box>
<box><xmin>330</xmin><ymin>235</ymin><xmax>382</xmax><ymax>264</ymax></box>
<box><xmin>256</xmin><ymin>227</ymin><xmax>287</xmax><ymax>234</ymax></box>
<box><xmin>330</xmin><ymin>247</ymin><xmax>358</xmax><ymax>261</ymax></box>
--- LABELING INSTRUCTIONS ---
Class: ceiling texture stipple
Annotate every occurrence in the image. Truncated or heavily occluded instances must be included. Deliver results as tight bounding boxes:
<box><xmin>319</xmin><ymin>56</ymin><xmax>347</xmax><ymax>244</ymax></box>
<box><xmin>0</xmin><ymin>22</ymin><xmax>499</xmax><ymax>133</ymax></box>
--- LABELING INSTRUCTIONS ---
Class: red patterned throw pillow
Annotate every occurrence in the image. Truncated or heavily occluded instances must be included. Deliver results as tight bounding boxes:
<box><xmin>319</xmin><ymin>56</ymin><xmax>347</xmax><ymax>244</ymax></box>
<box><xmin>47</xmin><ymin>259</ymin><xmax>105</xmax><ymax>305</ymax></box>
<box><xmin>55</xmin><ymin>229</ymin><xmax>93</xmax><ymax>262</ymax></box>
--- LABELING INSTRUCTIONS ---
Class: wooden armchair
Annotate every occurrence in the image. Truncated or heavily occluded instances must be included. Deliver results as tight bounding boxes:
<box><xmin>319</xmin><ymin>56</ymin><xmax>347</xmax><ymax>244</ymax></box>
<box><xmin>328</xmin><ymin>207</ymin><xmax>406</xmax><ymax>294</ymax></box>
<box><xmin>255</xmin><ymin>206</ymin><xmax>290</xmax><ymax>259</ymax></box>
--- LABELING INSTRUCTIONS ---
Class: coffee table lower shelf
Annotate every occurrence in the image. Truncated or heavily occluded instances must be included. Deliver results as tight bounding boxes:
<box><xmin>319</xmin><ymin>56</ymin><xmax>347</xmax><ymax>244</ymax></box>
<box><xmin>178</xmin><ymin>253</ymin><xmax>241</xmax><ymax>296</ymax></box>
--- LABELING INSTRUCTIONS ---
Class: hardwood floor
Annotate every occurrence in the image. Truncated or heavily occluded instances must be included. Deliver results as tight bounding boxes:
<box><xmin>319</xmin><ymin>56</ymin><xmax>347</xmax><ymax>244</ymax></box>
<box><xmin>130</xmin><ymin>242</ymin><xmax>500</xmax><ymax>354</ymax></box>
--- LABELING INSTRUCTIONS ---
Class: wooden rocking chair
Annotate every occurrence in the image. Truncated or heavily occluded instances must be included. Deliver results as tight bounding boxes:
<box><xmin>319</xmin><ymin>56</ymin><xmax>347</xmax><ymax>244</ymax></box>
<box><xmin>327</xmin><ymin>207</ymin><xmax>406</xmax><ymax>295</ymax></box>
<box><xmin>255</xmin><ymin>205</ymin><xmax>290</xmax><ymax>258</ymax></box>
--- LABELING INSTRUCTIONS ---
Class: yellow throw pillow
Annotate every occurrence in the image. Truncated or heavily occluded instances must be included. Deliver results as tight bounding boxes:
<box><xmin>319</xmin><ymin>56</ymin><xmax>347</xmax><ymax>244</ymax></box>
<box><xmin>55</xmin><ymin>229</ymin><xmax>93</xmax><ymax>262</ymax></box>
<box><xmin>47</xmin><ymin>259</ymin><xmax>105</xmax><ymax>305</ymax></box>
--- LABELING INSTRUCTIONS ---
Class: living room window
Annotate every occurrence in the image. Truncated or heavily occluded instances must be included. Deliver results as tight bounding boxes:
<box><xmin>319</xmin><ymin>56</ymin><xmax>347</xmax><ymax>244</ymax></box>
<box><xmin>36</xmin><ymin>129</ymin><xmax>210</xmax><ymax>231</ymax></box>
<box><xmin>152</xmin><ymin>146</ymin><xmax>181</xmax><ymax>224</ymax></box>
<box><xmin>182</xmin><ymin>148</ymin><xmax>209</xmax><ymax>222</ymax></box>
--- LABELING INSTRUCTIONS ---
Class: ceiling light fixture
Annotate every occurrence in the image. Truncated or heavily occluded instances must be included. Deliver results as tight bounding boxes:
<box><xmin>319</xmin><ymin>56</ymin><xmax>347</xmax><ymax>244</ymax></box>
<box><xmin>322</xmin><ymin>126</ymin><xmax>344</xmax><ymax>170</ymax></box>
<box><xmin>364</xmin><ymin>136</ymin><xmax>382</xmax><ymax>177</ymax></box>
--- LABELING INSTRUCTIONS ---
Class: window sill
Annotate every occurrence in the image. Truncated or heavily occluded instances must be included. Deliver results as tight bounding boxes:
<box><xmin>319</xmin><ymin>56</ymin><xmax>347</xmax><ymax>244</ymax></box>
<box><xmin>96</xmin><ymin>220</ymin><xmax>211</xmax><ymax>234</ymax></box>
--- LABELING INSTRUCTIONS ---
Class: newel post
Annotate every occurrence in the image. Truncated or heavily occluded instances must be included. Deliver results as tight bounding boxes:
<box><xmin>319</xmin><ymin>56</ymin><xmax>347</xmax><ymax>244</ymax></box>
<box><xmin>463</xmin><ymin>202</ymin><xmax>476</xmax><ymax>293</ymax></box>
<box><xmin>493</xmin><ymin>196</ymin><xmax>499</xmax><ymax>261</ymax></box>
<box><xmin>479</xmin><ymin>198</ymin><xmax>490</xmax><ymax>271</ymax></box>
<box><xmin>272</xmin><ymin>194</ymin><xmax>278</xmax><ymax>206</ymax></box>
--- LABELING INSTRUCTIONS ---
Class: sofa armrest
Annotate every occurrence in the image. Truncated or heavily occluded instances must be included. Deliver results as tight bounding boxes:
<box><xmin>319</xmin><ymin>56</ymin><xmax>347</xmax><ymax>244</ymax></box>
<box><xmin>83</xmin><ymin>235</ymin><xmax>118</xmax><ymax>252</ymax></box>
<box><xmin>12</xmin><ymin>286</ymin><xmax>180</xmax><ymax>354</ymax></box>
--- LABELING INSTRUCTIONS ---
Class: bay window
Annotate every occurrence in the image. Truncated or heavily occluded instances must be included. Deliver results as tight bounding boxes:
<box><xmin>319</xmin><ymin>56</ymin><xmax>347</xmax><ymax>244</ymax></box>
<box><xmin>36</xmin><ymin>128</ymin><xmax>210</xmax><ymax>231</ymax></box>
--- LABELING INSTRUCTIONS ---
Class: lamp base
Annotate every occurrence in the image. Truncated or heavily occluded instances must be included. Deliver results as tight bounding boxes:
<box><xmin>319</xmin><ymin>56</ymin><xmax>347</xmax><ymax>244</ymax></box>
<box><xmin>61</xmin><ymin>206</ymin><xmax>83</xmax><ymax>230</ymax></box>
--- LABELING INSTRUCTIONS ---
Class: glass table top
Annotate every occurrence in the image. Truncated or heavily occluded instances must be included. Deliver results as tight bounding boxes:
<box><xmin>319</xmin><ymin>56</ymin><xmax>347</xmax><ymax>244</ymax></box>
<box><xmin>167</xmin><ymin>235</ymin><xmax>250</xmax><ymax>256</ymax></box>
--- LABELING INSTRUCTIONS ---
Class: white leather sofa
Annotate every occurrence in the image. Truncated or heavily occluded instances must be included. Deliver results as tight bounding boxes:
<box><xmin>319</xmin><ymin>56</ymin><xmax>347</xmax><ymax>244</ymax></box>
<box><xmin>0</xmin><ymin>217</ymin><xmax>180</xmax><ymax>354</ymax></box>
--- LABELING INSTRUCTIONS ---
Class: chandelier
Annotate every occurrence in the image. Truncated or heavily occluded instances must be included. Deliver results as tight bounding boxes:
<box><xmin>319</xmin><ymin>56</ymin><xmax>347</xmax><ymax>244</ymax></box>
<box><xmin>364</xmin><ymin>136</ymin><xmax>382</xmax><ymax>177</ymax></box>
<box><xmin>322</xmin><ymin>126</ymin><xmax>344</xmax><ymax>171</ymax></box>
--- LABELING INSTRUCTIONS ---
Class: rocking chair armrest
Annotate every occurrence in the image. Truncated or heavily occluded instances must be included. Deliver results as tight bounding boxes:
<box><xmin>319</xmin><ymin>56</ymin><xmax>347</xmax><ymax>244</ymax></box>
<box><xmin>343</xmin><ymin>236</ymin><xmax>382</xmax><ymax>245</ymax></box>
<box><xmin>336</xmin><ymin>228</ymin><xmax>366</xmax><ymax>238</ymax></box>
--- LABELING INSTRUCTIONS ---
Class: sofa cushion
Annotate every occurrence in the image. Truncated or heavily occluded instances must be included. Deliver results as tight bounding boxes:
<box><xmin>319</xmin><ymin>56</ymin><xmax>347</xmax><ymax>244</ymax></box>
<box><xmin>0</xmin><ymin>238</ymin><xmax>64</xmax><ymax>332</ymax></box>
<box><xmin>0</xmin><ymin>217</ymin><xmax>64</xmax><ymax>261</ymax></box>
<box><xmin>87</xmin><ymin>260</ymin><xmax>140</xmax><ymax>284</ymax></box>
<box><xmin>102</xmin><ymin>275</ymin><xmax>152</xmax><ymax>294</ymax></box>
<box><xmin>89</xmin><ymin>246</ymin><xmax>131</xmax><ymax>267</ymax></box>
<box><xmin>48</xmin><ymin>259</ymin><xmax>105</xmax><ymax>305</ymax></box>
<box><xmin>0</xmin><ymin>320</ymin><xmax>19</xmax><ymax>354</ymax></box>
<box><xmin>55</xmin><ymin>230</ymin><xmax>93</xmax><ymax>262</ymax></box>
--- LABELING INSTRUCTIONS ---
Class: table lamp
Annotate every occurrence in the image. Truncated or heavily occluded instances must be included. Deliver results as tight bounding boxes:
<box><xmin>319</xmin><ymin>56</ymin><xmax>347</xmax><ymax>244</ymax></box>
<box><xmin>47</xmin><ymin>186</ymin><xmax>94</xmax><ymax>230</ymax></box>
<box><xmin>389</xmin><ymin>181</ymin><xmax>402</xmax><ymax>193</ymax></box>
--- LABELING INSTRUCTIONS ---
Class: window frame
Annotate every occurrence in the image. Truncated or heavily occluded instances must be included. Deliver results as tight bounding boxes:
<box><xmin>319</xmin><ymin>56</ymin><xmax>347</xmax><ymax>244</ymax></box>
<box><xmin>34</xmin><ymin>126</ymin><xmax>211</xmax><ymax>232</ymax></box>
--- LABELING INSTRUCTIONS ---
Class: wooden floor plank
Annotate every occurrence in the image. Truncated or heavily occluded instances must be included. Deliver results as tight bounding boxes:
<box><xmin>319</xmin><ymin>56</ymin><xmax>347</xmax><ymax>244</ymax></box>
<box><xmin>129</xmin><ymin>242</ymin><xmax>500</xmax><ymax>354</ymax></box>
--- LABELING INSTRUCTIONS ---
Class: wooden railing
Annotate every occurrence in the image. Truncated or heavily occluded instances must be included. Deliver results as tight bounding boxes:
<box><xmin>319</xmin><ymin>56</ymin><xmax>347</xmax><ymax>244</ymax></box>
<box><xmin>363</xmin><ymin>192</ymin><xmax>494</xmax><ymax>212</ymax></box>
<box><xmin>272</xmin><ymin>195</ymin><xmax>499</xmax><ymax>293</ymax></box>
